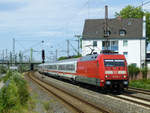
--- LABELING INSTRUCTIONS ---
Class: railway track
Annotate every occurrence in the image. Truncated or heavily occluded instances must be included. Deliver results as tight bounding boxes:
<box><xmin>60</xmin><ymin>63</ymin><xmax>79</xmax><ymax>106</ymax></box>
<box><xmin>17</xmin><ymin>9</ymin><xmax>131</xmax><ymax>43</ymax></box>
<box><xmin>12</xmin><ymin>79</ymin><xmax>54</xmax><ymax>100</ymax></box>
<box><xmin>113</xmin><ymin>95</ymin><xmax>150</xmax><ymax>108</ymax></box>
<box><xmin>127</xmin><ymin>87</ymin><xmax>150</xmax><ymax>95</ymax></box>
<box><xmin>28</xmin><ymin>72</ymin><xmax>111</xmax><ymax>113</ymax></box>
<box><xmin>108</xmin><ymin>93</ymin><xmax>150</xmax><ymax>108</ymax></box>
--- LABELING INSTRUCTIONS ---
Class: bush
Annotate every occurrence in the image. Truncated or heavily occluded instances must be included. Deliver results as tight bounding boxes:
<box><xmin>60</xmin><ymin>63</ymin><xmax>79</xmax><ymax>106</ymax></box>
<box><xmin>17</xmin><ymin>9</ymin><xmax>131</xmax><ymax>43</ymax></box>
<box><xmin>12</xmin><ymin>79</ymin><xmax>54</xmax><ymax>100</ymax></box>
<box><xmin>3</xmin><ymin>70</ymin><xmax>13</xmax><ymax>83</ymax></box>
<box><xmin>129</xmin><ymin>79</ymin><xmax>150</xmax><ymax>90</ymax></box>
<box><xmin>0</xmin><ymin>65</ymin><xmax>7</xmax><ymax>74</ymax></box>
<box><xmin>141</xmin><ymin>67</ymin><xmax>148</xmax><ymax>79</ymax></box>
<box><xmin>58</xmin><ymin>54</ymin><xmax>82</xmax><ymax>61</ymax></box>
<box><xmin>0</xmin><ymin>71</ymin><xmax>30</xmax><ymax>113</ymax></box>
<box><xmin>128</xmin><ymin>64</ymin><xmax>140</xmax><ymax>80</ymax></box>
<box><xmin>12</xmin><ymin>73</ymin><xmax>30</xmax><ymax>105</ymax></box>
<box><xmin>0</xmin><ymin>79</ymin><xmax>20</xmax><ymax>113</ymax></box>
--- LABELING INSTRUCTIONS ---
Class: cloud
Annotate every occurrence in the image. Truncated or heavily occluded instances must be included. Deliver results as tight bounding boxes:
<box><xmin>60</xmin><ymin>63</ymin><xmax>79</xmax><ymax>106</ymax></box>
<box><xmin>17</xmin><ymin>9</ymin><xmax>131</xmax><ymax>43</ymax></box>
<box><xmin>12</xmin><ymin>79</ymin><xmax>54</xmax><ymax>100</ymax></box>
<box><xmin>0</xmin><ymin>0</ymin><xmax>140</xmax><ymax>59</ymax></box>
<box><xmin>0</xmin><ymin>1</ymin><xmax>28</xmax><ymax>12</ymax></box>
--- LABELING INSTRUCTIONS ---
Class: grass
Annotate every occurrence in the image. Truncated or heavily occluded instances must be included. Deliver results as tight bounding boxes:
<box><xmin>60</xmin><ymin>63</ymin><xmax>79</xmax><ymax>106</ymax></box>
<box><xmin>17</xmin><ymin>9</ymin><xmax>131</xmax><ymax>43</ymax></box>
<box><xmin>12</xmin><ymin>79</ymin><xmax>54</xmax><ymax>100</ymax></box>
<box><xmin>129</xmin><ymin>79</ymin><xmax>150</xmax><ymax>90</ymax></box>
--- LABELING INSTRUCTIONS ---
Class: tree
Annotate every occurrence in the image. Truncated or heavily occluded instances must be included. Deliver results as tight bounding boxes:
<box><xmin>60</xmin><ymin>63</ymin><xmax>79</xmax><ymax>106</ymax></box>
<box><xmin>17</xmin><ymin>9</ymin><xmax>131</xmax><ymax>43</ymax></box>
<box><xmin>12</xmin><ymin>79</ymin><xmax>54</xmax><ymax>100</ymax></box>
<box><xmin>115</xmin><ymin>5</ymin><xmax>150</xmax><ymax>41</ymax></box>
<box><xmin>145</xmin><ymin>12</ymin><xmax>150</xmax><ymax>42</ymax></box>
<box><xmin>115</xmin><ymin>5</ymin><xmax>144</xmax><ymax>18</ymax></box>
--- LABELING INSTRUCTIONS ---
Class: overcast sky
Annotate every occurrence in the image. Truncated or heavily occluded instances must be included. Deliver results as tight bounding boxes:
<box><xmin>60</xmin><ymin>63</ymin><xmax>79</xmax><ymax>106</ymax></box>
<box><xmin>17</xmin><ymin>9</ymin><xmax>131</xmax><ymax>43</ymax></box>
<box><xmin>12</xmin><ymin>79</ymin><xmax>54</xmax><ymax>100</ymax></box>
<box><xmin>0</xmin><ymin>0</ymin><xmax>149</xmax><ymax>61</ymax></box>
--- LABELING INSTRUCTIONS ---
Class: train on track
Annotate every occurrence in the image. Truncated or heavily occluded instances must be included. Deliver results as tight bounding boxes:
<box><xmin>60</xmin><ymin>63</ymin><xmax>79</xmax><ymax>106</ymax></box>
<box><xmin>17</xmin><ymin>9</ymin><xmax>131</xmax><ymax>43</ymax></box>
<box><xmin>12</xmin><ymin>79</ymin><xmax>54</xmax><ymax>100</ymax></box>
<box><xmin>38</xmin><ymin>50</ymin><xmax>129</xmax><ymax>91</ymax></box>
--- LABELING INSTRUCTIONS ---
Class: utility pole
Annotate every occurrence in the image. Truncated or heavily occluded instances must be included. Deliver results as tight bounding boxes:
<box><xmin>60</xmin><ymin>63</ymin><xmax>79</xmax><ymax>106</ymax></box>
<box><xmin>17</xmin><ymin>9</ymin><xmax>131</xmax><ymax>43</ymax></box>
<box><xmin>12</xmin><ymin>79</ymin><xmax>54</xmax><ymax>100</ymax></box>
<box><xmin>13</xmin><ymin>38</ymin><xmax>15</xmax><ymax>64</ymax></box>
<box><xmin>2</xmin><ymin>50</ymin><xmax>4</xmax><ymax>65</ymax></box>
<box><xmin>56</xmin><ymin>49</ymin><xmax>58</xmax><ymax>61</ymax></box>
<box><xmin>30</xmin><ymin>48</ymin><xmax>33</xmax><ymax>62</ymax></box>
<box><xmin>10</xmin><ymin>51</ymin><xmax>12</xmax><ymax>66</ymax></box>
<box><xmin>75</xmin><ymin>35</ymin><xmax>81</xmax><ymax>56</ymax></box>
<box><xmin>67</xmin><ymin>40</ymin><xmax>70</xmax><ymax>57</ymax></box>
<box><xmin>6</xmin><ymin>49</ymin><xmax>8</xmax><ymax>61</ymax></box>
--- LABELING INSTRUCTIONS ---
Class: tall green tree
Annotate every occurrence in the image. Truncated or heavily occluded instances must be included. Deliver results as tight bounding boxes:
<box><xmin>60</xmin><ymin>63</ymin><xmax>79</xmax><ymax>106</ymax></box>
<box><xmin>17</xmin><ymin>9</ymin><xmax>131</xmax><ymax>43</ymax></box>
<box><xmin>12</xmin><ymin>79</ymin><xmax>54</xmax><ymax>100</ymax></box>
<box><xmin>115</xmin><ymin>5</ymin><xmax>150</xmax><ymax>41</ymax></box>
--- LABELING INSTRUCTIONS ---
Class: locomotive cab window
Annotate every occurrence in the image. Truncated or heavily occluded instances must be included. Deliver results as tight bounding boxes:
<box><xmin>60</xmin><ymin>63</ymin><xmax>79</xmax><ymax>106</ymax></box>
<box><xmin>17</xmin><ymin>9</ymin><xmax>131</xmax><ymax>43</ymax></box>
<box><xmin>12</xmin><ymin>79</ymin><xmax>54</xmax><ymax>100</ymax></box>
<box><xmin>104</xmin><ymin>60</ymin><xmax>114</xmax><ymax>66</ymax></box>
<box><xmin>104</xmin><ymin>59</ymin><xmax>125</xmax><ymax>67</ymax></box>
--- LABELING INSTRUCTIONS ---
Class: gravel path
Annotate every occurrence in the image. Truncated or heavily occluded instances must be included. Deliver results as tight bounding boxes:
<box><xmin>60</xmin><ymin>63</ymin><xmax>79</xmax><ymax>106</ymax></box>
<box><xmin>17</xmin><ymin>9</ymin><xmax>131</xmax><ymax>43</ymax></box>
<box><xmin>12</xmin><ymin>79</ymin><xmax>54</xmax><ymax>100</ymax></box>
<box><xmin>25</xmin><ymin>75</ymin><xmax>71</xmax><ymax>113</ymax></box>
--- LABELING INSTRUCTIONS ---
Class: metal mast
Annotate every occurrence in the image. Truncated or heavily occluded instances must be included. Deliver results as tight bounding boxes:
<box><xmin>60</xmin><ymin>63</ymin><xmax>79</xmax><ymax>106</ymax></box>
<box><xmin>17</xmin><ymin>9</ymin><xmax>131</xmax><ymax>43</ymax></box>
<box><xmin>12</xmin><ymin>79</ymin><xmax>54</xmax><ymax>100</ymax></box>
<box><xmin>13</xmin><ymin>38</ymin><xmax>15</xmax><ymax>64</ymax></box>
<box><xmin>67</xmin><ymin>40</ymin><xmax>70</xmax><ymax>57</ymax></box>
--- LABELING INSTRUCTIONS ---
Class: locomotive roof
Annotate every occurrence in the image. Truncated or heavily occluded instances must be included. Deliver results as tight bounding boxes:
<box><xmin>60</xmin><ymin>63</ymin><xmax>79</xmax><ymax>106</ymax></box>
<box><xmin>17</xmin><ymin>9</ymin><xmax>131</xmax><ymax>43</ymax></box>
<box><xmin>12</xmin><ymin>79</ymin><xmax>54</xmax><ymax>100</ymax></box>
<box><xmin>80</xmin><ymin>54</ymin><xmax>98</xmax><ymax>61</ymax></box>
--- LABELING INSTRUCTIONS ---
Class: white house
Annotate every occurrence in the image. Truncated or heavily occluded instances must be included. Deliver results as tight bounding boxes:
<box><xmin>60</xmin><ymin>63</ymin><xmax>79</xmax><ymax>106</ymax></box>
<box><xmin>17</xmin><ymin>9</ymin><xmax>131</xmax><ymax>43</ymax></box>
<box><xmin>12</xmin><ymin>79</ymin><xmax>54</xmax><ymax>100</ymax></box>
<box><xmin>82</xmin><ymin>18</ymin><xmax>146</xmax><ymax>68</ymax></box>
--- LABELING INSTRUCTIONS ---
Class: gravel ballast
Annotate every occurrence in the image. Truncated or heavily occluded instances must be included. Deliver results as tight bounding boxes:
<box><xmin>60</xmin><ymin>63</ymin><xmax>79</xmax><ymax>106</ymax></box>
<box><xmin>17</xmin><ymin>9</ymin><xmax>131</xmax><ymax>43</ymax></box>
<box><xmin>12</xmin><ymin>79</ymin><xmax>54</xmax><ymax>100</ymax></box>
<box><xmin>26</xmin><ymin>74</ymin><xmax>71</xmax><ymax>113</ymax></box>
<box><xmin>34</xmin><ymin>72</ymin><xmax>150</xmax><ymax>113</ymax></box>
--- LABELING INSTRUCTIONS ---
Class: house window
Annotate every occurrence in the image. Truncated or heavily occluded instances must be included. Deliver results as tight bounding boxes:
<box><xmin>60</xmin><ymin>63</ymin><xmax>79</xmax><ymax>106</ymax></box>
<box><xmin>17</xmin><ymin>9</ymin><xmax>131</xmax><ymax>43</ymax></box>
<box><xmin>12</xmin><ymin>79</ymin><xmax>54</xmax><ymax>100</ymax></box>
<box><xmin>102</xmin><ymin>41</ymin><xmax>110</xmax><ymax>50</ymax></box>
<box><xmin>102</xmin><ymin>41</ymin><xmax>118</xmax><ymax>51</ymax></box>
<box><xmin>93</xmin><ymin>41</ymin><xmax>97</xmax><ymax>47</ymax></box>
<box><xmin>111</xmin><ymin>41</ymin><xmax>118</xmax><ymax>51</ymax></box>
<box><xmin>123</xmin><ymin>40</ymin><xmax>128</xmax><ymax>47</ymax></box>
<box><xmin>119</xmin><ymin>29</ymin><xmax>126</xmax><ymax>36</ymax></box>
<box><xmin>123</xmin><ymin>52</ymin><xmax>128</xmax><ymax>57</ymax></box>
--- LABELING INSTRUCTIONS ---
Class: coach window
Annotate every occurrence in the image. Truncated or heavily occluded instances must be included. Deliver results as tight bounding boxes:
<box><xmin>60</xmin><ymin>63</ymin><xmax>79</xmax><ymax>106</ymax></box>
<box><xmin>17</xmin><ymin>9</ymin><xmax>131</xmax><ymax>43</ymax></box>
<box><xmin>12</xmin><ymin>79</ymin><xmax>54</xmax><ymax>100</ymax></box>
<box><xmin>93</xmin><ymin>41</ymin><xmax>97</xmax><ymax>47</ymax></box>
<box><xmin>58</xmin><ymin>65</ymin><xmax>63</xmax><ymax>70</ymax></box>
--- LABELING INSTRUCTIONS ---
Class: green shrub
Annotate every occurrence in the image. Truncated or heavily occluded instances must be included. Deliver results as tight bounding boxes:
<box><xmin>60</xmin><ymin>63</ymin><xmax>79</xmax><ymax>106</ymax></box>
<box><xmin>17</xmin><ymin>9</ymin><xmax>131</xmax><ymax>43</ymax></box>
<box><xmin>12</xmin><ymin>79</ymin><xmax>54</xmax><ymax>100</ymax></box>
<box><xmin>58</xmin><ymin>54</ymin><xmax>82</xmax><ymax>61</ymax></box>
<box><xmin>141</xmin><ymin>67</ymin><xmax>148</xmax><ymax>79</ymax></box>
<box><xmin>0</xmin><ymin>71</ymin><xmax>31</xmax><ymax>113</ymax></box>
<box><xmin>0</xmin><ymin>79</ymin><xmax>20</xmax><ymax>113</ymax></box>
<box><xmin>0</xmin><ymin>65</ymin><xmax>7</xmax><ymax>74</ymax></box>
<box><xmin>129</xmin><ymin>79</ymin><xmax>150</xmax><ymax>90</ymax></box>
<box><xmin>11</xmin><ymin>73</ymin><xmax>30</xmax><ymax>105</ymax></box>
<box><xmin>3</xmin><ymin>70</ymin><xmax>13</xmax><ymax>83</ymax></box>
<box><xmin>128</xmin><ymin>64</ymin><xmax>140</xmax><ymax>80</ymax></box>
<box><xmin>42</xmin><ymin>100</ymin><xmax>53</xmax><ymax>113</ymax></box>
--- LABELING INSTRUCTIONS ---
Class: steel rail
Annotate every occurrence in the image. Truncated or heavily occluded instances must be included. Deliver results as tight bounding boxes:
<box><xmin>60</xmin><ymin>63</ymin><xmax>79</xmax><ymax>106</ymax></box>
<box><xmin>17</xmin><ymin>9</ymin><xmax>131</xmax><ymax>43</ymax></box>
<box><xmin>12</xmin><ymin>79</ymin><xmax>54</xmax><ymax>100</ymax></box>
<box><xmin>123</xmin><ymin>93</ymin><xmax>150</xmax><ymax>103</ymax></box>
<box><xmin>129</xmin><ymin>87</ymin><xmax>150</xmax><ymax>93</ymax></box>
<box><xmin>127</xmin><ymin>87</ymin><xmax>150</xmax><ymax>95</ymax></box>
<box><xmin>109</xmin><ymin>94</ymin><xmax>150</xmax><ymax>108</ymax></box>
<box><xmin>28</xmin><ymin>73</ymin><xmax>111</xmax><ymax>113</ymax></box>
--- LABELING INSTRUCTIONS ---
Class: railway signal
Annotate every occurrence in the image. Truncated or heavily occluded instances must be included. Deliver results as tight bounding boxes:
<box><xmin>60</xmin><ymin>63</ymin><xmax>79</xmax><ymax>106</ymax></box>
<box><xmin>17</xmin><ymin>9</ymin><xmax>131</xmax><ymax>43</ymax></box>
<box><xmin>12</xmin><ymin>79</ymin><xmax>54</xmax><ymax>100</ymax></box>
<box><xmin>42</xmin><ymin>49</ymin><xmax>45</xmax><ymax>63</ymax></box>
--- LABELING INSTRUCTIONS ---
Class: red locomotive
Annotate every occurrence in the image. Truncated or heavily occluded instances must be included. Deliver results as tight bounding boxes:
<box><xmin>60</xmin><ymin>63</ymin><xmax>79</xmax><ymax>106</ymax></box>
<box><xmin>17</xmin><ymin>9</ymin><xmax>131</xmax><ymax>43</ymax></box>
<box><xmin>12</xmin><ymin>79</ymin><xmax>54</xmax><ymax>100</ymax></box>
<box><xmin>38</xmin><ymin>50</ymin><xmax>128</xmax><ymax>91</ymax></box>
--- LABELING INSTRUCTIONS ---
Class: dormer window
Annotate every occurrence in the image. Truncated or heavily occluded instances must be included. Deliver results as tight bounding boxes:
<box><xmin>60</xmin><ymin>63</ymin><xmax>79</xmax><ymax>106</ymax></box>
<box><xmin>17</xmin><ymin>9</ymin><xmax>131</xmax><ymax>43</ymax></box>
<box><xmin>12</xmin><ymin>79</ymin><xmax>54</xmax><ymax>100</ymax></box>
<box><xmin>104</xmin><ymin>30</ymin><xmax>111</xmax><ymax>37</ymax></box>
<box><xmin>119</xmin><ymin>29</ymin><xmax>126</xmax><ymax>36</ymax></box>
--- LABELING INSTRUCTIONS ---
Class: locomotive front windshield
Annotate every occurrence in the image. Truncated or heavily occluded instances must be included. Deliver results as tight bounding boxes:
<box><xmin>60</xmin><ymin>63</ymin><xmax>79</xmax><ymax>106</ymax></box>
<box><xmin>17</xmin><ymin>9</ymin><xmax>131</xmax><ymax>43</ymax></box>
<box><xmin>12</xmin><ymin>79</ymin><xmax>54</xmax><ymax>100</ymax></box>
<box><xmin>104</xmin><ymin>59</ymin><xmax>125</xmax><ymax>67</ymax></box>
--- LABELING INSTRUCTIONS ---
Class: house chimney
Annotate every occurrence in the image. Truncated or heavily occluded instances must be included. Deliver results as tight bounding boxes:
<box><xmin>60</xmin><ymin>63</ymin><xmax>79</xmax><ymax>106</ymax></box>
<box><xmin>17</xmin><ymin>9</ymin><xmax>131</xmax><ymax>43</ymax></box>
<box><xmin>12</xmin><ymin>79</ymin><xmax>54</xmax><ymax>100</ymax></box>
<box><xmin>105</xmin><ymin>5</ymin><xmax>108</xmax><ymax>20</ymax></box>
<box><xmin>143</xmin><ymin>16</ymin><xmax>146</xmax><ymax>38</ymax></box>
<box><xmin>104</xmin><ymin>5</ymin><xmax>108</xmax><ymax>37</ymax></box>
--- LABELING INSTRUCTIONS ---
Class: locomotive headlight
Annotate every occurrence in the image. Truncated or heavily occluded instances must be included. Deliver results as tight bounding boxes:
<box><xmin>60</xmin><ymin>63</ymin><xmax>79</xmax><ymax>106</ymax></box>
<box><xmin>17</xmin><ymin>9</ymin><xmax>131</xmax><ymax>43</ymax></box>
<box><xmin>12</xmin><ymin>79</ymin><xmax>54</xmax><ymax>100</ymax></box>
<box><xmin>106</xmin><ymin>81</ymin><xmax>111</xmax><ymax>85</ymax></box>
<box><xmin>122</xmin><ymin>75</ymin><xmax>127</xmax><ymax>78</ymax></box>
<box><xmin>105</xmin><ymin>75</ymin><xmax>110</xmax><ymax>78</ymax></box>
<box><xmin>123</xmin><ymin>81</ymin><xmax>128</xmax><ymax>85</ymax></box>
